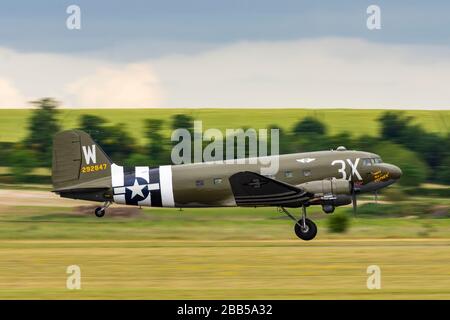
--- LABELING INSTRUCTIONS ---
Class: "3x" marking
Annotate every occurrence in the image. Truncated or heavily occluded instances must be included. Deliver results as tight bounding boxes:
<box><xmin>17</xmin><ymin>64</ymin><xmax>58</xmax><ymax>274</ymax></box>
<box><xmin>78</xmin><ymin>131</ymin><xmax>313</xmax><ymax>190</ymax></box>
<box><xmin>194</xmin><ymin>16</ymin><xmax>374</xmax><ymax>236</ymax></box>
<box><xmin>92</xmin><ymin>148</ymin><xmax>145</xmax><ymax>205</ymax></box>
<box><xmin>331</xmin><ymin>158</ymin><xmax>362</xmax><ymax>181</ymax></box>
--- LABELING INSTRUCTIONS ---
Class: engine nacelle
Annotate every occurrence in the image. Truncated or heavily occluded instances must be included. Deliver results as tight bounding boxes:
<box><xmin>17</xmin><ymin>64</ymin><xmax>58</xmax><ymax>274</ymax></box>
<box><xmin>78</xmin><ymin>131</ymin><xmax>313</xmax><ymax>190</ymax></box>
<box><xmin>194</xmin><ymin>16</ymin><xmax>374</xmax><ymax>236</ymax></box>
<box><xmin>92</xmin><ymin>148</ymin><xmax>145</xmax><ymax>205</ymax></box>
<box><xmin>321</xmin><ymin>195</ymin><xmax>352</xmax><ymax>213</ymax></box>
<box><xmin>298</xmin><ymin>179</ymin><xmax>352</xmax><ymax>197</ymax></box>
<box><xmin>298</xmin><ymin>179</ymin><xmax>352</xmax><ymax>213</ymax></box>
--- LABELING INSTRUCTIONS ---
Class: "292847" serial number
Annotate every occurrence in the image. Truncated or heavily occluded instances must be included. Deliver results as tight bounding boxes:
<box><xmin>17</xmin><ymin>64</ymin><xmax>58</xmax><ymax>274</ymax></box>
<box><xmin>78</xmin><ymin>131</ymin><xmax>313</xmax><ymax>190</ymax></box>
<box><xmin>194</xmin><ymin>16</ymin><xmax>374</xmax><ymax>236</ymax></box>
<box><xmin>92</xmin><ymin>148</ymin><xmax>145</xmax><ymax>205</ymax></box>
<box><xmin>81</xmin><ymin>163</ymin><xmax>108</xmax><ymax>173</ymax></box>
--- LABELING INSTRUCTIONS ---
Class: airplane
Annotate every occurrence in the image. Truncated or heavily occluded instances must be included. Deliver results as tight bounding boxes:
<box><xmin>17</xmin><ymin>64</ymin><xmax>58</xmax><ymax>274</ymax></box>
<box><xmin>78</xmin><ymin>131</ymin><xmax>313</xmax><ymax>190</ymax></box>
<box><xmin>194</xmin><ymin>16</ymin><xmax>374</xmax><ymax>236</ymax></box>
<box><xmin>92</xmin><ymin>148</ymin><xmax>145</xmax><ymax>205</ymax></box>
<box><xmin>52</xmin><ymin>130</ymin><xmax>402</xmax><ymax>241</ymax></box>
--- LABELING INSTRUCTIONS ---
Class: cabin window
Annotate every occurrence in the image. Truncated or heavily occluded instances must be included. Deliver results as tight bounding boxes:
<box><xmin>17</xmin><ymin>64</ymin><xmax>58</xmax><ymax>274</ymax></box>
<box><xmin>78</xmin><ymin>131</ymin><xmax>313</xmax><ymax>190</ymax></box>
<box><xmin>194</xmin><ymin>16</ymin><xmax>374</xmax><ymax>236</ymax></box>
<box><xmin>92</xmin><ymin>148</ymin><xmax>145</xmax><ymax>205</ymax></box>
<box><xmin>303</xmin><ymin>169</ymin><xmax>311</xmax><ymax>177</ymax></box>
<box><xmin>195</xmin><ymin>180</ymin><xmax>204</xmax><ymax>187</ymax></box>
<box><xmin>213</xmin><ymin>178</ymin><xmax>222</xmax><ymax>185</ymax></box>
<box><xmin>284</xmin><ymin>171</ymin><xmax>293</xmax><ymax>178</ymax></box>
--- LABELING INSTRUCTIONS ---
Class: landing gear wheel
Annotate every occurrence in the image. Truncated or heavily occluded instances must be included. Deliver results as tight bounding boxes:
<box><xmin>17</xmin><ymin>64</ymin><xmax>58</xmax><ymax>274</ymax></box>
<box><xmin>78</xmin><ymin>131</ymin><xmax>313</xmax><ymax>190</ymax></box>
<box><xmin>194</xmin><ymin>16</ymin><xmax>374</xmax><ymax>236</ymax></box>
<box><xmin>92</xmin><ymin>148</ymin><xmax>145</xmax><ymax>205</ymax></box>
<box><xmin>294</xmin><ymin>218</ymin><xmax>317</xmax><ymax>241</ymax></box>
<box><xmin>94</xmin><ymin>207</ymin><xmax>105</xmax><ymax>218</ymax></box>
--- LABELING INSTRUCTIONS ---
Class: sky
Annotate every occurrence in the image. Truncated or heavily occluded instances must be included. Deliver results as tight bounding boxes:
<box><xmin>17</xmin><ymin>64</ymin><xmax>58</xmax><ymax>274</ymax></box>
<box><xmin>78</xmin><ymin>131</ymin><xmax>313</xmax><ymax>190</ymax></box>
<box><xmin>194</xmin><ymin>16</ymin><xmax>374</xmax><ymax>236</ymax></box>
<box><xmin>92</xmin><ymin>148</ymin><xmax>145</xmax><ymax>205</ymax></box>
<box><xmin>0</xmin><ymin>0</ymin><xmax>450</xmax><ymax>109</ymax></box>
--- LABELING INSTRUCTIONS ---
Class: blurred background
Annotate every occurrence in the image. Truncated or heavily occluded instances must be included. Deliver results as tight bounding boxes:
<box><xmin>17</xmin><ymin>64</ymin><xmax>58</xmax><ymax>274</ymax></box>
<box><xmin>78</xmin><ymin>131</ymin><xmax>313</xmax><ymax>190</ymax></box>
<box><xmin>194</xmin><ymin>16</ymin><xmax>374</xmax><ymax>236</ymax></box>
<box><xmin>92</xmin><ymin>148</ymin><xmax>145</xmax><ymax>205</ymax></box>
<box><xmin>0</xmin><ymin>101</ymin><xmax>448</xmax><ymax>299</ymax></box>
<box><xmin>0</xmin><ymin>1</ymin><xmax>449</xmax><ymax>299</ymax></box>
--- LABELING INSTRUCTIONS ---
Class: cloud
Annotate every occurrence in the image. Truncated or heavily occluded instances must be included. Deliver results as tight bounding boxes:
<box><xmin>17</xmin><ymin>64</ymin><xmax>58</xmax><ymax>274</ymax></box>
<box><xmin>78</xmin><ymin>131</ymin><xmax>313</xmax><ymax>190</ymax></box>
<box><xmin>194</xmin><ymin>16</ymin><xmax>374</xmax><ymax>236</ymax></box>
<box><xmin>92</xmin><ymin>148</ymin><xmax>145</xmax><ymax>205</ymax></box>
<box><xmin>150</xmin><ymin>38</ymin><xmax>450</xmax><ymax>108</ymax></box>
<box><xmin>0</xmin><ymin>77</ymin><xmax>26</xmax><ymax>107</ymax></box>
<box><xmin>0</xmin><ymin>48</ymin><xmax>164</xmax><ymax>108</ymax></box>
<box><xmin>65</xmin><ymin>64</ymin><xmax>163</xmax><ymax>108</ymax></box>
<box><xmin>0</xmin><ymin>38</ymin><xmax>450</xmax><ymax>109</ymax></box>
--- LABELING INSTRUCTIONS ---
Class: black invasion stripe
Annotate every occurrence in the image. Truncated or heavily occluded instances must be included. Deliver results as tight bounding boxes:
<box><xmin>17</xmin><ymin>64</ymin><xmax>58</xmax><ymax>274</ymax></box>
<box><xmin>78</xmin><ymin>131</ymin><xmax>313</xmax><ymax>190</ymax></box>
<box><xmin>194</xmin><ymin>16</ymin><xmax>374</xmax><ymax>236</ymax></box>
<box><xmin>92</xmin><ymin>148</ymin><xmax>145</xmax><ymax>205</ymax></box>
<box><xmin>123</xmin><ymin>170</ymin><xmax>138</xmax><ymax>206</ymax></box>
<box><xmin>149</xmin><ymin>168</ymin><xmax>162</xmax><ymax>207</ymax></box>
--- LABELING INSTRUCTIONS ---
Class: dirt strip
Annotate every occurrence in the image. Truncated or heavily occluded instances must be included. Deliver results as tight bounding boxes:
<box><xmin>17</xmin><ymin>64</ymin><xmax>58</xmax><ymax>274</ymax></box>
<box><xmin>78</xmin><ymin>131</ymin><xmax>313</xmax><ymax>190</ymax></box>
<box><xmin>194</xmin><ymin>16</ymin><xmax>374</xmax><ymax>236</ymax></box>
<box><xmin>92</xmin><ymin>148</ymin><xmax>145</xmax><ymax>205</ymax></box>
<box><xmin>0</xmin><ymin>189</ymin><xmax>96</xmax><ymax>207</ymax></box>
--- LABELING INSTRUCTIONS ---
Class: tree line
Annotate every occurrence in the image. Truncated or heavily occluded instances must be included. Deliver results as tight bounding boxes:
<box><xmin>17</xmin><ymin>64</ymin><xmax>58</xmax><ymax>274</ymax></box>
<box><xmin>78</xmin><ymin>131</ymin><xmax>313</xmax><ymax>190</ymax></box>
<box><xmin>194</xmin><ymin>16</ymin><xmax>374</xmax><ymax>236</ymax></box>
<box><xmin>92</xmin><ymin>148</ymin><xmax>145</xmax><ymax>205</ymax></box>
<box><xmin>1</xmin><ymin>98</ymin><xmax>448</xmax><ymax>186</ymax></box>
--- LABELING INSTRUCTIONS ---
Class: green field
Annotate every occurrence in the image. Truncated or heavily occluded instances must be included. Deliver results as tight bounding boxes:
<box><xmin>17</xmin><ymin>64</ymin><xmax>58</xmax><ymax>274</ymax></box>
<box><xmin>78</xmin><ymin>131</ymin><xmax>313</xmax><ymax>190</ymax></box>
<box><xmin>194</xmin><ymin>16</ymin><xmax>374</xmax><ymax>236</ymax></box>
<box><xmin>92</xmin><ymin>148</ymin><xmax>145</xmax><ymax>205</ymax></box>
<box><xmin>1</xmin><ymin>239</ymin><xmax>449</xmax><ymax>299</ymax></box>
<box><xmin>1</xmin><ymin>204</ymin><xmax>450</xmax><ymax>240</ymax></box>
<box><xmin>0</xmin><ymin>204</ymin><xmax>449</xmax><ymax>299</ymax></box>
<box><xmin>0</xmin><ymin>108</ymin><xmax>448</xmax><ymax>143</ymax></box>
<box><xmin>0</xmin><ymin>107</ymin><xmax>449</xmax><ymax>299</ymax></box>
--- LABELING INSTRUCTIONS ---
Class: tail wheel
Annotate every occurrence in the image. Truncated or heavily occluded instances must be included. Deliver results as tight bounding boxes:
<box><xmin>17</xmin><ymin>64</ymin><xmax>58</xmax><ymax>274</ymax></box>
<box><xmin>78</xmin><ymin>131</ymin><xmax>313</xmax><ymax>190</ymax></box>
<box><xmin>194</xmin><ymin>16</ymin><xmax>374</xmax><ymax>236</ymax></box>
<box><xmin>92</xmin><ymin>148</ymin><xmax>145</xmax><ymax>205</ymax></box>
<box><xmin>294</xmin><ymin>218</ymin><xmax>317</xmax><ymax>241</ymax></box>
<box><xmin>94</xmin><ymin>207</ymin><xmax>105</xmax><ymax>218</ymax></box>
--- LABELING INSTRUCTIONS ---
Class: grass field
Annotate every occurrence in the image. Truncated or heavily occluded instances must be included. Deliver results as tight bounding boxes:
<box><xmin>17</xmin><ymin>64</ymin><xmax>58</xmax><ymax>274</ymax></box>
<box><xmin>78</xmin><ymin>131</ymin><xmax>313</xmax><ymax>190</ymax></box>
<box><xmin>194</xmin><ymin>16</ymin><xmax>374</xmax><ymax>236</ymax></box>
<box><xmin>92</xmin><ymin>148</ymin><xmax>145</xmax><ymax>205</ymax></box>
<box><xmin>0</xmin><ymin>203</ymin><xmax>449</xmax><ymax>299</ymax></box>
<box><xmin>0</xmin><ymin>108</ymin><xmax>448</xmax><ymax>143</ymax></box>
<box><xmin>1</xmin><ymin>107</ymin><xmax>448</xmax><ymax>299</ymax></box>
<box><xmin>1</xmin><ymin>239</ymin><xmax>449</xmax><ymax>299</ymax></box>
<box><xmin>0</xmin><ymin>106</ymin><xmax>448</xmax><ymax>299</ymax></box>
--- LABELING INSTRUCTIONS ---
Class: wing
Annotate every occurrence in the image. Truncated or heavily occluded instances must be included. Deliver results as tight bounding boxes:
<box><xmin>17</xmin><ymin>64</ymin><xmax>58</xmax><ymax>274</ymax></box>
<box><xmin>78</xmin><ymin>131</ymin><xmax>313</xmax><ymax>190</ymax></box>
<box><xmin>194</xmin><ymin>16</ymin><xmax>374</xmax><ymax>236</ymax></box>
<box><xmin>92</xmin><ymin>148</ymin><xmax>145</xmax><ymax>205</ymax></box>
<box><xmin>229</xmin><ymin>171</ymin><xmax>312</xmax><ymax>207</ymax></box>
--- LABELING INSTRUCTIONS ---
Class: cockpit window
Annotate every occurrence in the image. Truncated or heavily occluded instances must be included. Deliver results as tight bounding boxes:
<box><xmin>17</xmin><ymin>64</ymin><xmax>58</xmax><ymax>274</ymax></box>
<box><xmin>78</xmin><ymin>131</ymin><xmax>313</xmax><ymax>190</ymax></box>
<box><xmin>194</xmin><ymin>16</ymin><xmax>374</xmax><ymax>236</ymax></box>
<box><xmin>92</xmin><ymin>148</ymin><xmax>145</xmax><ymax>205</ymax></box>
<box><xmin>362</xmin><ymin>158</ymin><xmax>372</xmax><ymax>166</ymax></box>
<box><xmin>363</xmin><ymin>157</ymin><xmax>383</xmax><ymax>166</ymax></box>
<box><xmin>373</xmin><ymin>157</ymin><xmax>383</xmax><ymax>164</ymax></box>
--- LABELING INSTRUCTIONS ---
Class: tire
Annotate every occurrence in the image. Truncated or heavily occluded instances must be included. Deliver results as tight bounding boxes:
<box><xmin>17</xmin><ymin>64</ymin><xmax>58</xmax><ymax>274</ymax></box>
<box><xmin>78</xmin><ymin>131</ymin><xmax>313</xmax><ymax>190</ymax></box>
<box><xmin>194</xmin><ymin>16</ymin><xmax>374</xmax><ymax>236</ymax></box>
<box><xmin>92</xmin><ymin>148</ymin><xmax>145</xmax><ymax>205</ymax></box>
<box><xmin>294</xmin><ymin>218</ymin><xmax>317</xmax><ymax>241</ymax></box>
<box><xmin>94</xmin><ymin>207</ymin><xmax>105</xmax><ymax>218</ymax></box>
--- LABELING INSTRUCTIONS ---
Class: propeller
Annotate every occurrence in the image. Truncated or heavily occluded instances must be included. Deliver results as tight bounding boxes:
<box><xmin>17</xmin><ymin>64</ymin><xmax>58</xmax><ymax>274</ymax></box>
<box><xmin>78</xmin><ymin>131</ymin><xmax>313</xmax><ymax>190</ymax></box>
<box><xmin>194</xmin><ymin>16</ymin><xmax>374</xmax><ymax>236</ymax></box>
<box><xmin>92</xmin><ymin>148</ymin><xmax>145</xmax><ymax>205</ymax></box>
<box><xmin>351</xmin><ymin>181</ymin><xmax>358</xmax><ymax>216</ymax></box>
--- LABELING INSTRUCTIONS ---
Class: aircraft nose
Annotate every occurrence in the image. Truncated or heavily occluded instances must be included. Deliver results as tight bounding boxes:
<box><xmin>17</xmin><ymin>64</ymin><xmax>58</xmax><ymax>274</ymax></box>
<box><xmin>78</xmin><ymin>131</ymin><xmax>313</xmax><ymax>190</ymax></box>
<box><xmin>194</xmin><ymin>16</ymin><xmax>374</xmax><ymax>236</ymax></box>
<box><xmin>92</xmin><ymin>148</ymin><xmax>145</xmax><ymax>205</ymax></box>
<box><xmin>388</xmin><ymin>164</ymin><xmax>402</xmax><ymax>180</ymax></box>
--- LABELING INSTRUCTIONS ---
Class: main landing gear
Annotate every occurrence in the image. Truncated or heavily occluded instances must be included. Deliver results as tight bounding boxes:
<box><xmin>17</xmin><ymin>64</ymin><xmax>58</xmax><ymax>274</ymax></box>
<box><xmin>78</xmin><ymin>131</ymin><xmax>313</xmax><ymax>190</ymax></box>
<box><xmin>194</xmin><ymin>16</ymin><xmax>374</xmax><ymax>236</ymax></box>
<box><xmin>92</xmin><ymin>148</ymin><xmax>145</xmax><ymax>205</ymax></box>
<box><xmin>280</xmin><ymin>206</ymin><xmax>317</xmax><ymax>241</ymax></box>
<box><xmin>94</xmin><ymin>201</ymin><xmax>112</xmax><ymax>218</ymax></box>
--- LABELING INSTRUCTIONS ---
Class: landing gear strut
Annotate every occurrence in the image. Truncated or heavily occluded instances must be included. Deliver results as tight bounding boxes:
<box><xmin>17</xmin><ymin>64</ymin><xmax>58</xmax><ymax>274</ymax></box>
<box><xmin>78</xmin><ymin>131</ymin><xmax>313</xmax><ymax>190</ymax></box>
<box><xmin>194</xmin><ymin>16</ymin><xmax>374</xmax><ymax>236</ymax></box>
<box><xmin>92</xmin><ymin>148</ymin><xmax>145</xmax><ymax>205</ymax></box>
<box><xmin>280</xmin><ymin>206</ymin><xmax>317</xmax><ymax>241</ymax></box>
<box><xmin>94</xmin><ymin>201</ymin><xmax>112</xmax><ymax>218</ymax></box>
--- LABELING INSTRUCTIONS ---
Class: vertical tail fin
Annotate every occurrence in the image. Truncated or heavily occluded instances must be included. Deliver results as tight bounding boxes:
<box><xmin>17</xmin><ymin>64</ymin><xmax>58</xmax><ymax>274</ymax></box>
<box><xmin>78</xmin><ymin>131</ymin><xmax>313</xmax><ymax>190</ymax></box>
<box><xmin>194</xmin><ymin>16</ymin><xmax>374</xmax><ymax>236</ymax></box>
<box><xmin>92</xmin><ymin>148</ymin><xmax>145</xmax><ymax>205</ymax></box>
<box><xmin>52</xmin><ymin>130</ymin><xmax>112</xmax><ymax>191</ymax></box>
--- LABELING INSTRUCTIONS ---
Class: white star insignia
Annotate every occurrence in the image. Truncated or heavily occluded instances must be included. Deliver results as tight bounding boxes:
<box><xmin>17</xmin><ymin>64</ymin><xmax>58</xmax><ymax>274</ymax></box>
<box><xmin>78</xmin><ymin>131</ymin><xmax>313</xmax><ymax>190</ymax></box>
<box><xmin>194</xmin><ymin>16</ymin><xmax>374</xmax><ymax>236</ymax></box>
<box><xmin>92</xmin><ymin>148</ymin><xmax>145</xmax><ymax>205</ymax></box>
<box><xmin>126</xmin><ymin>179</ymin><xmax>145</xmax><ymax>199</ymax></box>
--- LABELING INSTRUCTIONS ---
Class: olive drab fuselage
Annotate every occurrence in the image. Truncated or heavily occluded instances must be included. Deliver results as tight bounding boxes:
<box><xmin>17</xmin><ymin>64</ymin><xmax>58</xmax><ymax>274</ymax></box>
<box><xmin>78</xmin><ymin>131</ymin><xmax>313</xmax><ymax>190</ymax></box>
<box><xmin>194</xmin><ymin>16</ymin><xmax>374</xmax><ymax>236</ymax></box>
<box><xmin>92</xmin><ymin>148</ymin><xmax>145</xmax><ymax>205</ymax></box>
<box><xmin>52</xmin><ymin>130</ymin><xmax>401</xmax><ymax>208</ymax></box>
<box><xmin>106</xmin><ymin>149</ymin><xmax>402</xmax><ymax>208</ymax></box>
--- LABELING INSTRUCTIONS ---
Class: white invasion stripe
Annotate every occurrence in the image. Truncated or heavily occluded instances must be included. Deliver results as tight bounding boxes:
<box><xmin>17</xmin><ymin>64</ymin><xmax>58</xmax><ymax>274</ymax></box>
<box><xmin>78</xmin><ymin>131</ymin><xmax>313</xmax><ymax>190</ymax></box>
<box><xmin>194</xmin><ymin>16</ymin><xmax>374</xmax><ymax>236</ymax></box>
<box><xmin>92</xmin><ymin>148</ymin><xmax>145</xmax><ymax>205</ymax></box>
<box><xmin>159</xmin><ymin>165</ymin><xmax>175</xmax><ymax>207</ymax></box>
<box><xmin>135</xmin><ymin>166</ymin><xmax>149</xmax><ymax>182</ymax></box>
<box><xmin>113</xmin><ymin>194</ymin><xmax>126</xmax><ymax>204</ymax></box>
<box><xmin>148</xmin><ymin>183</ymin><xmax>160</xmax><ymax>190</ymax></box>
<box><xmin>114</xmin><ymin>187</ymin><xmax>126</xmax><ymax>194</ymax></box>
<box><xmin>111</xmin><ymin>163</ymin><xmax>124</xmax><ymax>187</ymax></box>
